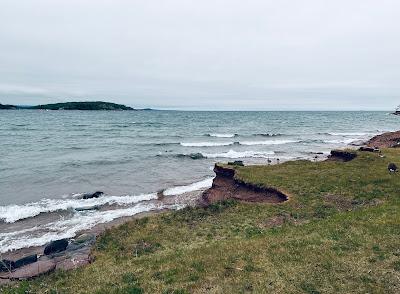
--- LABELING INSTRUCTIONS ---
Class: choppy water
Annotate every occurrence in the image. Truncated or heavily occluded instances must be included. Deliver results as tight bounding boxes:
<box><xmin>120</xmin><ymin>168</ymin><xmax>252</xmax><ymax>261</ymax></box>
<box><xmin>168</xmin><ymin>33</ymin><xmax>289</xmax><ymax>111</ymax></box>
<box><xmin>0</xmin><ymin>110</ymin><xmax>398</xmax><ymax>252</ymax></box>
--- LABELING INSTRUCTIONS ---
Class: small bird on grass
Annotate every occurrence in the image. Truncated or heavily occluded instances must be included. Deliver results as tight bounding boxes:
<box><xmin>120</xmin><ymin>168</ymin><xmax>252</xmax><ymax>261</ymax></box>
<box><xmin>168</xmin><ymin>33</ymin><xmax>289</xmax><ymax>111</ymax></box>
<box><xmin>388</xmin><ymin>163</ymin><xmax>398</xmax><ymax>173</ymax></box>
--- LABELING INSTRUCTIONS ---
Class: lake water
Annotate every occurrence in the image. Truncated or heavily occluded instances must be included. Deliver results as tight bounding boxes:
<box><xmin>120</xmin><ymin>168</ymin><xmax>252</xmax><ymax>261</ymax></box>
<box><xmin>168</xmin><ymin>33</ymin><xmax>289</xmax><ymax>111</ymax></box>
<box><xmin>0</xmin><ymin>110</ymin><xmax>398</xmax><ymax>252</ymax></box>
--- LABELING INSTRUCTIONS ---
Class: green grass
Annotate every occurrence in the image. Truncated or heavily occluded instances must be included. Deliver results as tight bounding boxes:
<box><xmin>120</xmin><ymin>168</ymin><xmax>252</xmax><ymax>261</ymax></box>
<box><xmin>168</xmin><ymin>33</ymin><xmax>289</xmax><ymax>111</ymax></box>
<box><xmin>2</xmin><ymin>149</ymin><xmax>400</xmax><ymax>293</ymax></box>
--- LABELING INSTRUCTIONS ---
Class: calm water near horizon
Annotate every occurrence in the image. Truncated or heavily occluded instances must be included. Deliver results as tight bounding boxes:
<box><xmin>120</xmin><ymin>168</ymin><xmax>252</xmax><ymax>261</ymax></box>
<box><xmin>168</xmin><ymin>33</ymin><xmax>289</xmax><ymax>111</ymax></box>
<box><xmin>0</xmin><ymin>110</ymin><xmax>398</xmax><ymax>252</ymax></box>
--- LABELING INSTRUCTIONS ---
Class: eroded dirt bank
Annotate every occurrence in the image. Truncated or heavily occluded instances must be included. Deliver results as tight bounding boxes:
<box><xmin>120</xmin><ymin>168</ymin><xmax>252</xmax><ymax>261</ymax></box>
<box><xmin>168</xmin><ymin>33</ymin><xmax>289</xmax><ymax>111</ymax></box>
<box><xmin>201</xmin><ymin>164</ymin><xmax>289</xmax><ymax>205</ymax></box>
<box><xmin>367</xmin><ymin>130</ymin><xmax>400</xmax><ymax>148</ymax></box>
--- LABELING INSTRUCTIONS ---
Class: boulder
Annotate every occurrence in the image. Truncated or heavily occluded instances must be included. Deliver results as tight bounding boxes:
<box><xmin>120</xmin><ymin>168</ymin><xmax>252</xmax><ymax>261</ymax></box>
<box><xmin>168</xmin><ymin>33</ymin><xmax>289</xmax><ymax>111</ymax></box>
<box><xmin>14</xmin><ymin>254</ymin><xmax>37</xmax><ymax>268</ymax></box>
<box><xmin>329</xmin><ymin>150</ymin><xmax>357</xmax><ymax>162</ymax></box>
<box><xmin>359</xmin><ymin>147</ymin><xmax>380</xmax><ymax>153</ymax></box>
<box><xmin>44</xmin><ymin>239</ymin><xmax>69</xmax><ymax>255</ymax></box>
<box><xmin>82</xmin><ymin>191</ymin><xmax>104</xmax><ymax>199</ymax></box>
<box><xmin>388</xmin><ymin>163</ymin><xmax>398</xmax><ymax>173</ymax></box>
<box><xmin>0</xmin><ymin>260</ymin><xmax>15</xmax><ymax>272</ymax></box>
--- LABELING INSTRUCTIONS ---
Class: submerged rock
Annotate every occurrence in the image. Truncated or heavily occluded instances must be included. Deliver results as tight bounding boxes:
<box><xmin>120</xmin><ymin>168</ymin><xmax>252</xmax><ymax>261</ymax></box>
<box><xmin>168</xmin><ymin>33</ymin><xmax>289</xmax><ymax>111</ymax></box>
<box><xmin>44</xmin><ymin>239</ymin><xmax>69</xmax><ymax>255</ymax></box>
<box><xmin>75</xmin><ymin>205</ymin><xmax>100</xmax><ymax>212</ymax></box>
<box><xmin>82</xmin><ymin>191</ymin><xmax>104</xmax><ymax>199</ymax></box>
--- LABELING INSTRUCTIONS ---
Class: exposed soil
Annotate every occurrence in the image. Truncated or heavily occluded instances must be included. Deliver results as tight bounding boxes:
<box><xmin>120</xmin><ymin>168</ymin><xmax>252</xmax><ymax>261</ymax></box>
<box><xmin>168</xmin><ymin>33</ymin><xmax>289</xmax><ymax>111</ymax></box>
<box><xmin>367</xmin><ymin>130</ymin><xmax>400</xmax><ymax>148</ymax></box>
<box><xmin>201</xmin><ymin>165</ymin><xmax>288</xmax><ymax>205</ymax></box>
<box><xmin>323</xmin><ymin>194</ymin><xmax>355</xmax><ymax>211</ymax></box>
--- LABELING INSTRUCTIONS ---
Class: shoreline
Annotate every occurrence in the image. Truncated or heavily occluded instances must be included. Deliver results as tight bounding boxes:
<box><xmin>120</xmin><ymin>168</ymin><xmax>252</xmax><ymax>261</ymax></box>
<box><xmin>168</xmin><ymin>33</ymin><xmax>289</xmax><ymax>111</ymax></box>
<box><xmin>1</xmin><ymin>130</ymin><xmax>399</xmax><ymax>283</ymax></box>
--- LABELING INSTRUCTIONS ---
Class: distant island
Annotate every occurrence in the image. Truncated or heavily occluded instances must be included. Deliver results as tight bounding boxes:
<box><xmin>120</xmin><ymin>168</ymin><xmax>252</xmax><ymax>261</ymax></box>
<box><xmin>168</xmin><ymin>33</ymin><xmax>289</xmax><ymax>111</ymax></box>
<box><xmin>0</xmin><ymin>103</ymin><xmax>17</xmax><ymax>109</ymax></box>
<box><xmin>0</xmin><ymin>101</ymin><xmax>150</xmax><ymax>111</ymax></box>
<box><xmin>32</xmin><ymin>101</ymin><xmax>135</xmax><ymax>111</ymax></box>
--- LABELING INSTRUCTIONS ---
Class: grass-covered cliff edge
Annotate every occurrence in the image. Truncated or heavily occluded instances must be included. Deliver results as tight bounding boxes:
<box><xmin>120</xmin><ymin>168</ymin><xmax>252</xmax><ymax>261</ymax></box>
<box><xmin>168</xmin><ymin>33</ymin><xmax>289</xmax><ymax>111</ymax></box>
<box><xmin>3</xmin><ymin>149</ymin><xmax>400</xmax><ymax>293</ymax></box>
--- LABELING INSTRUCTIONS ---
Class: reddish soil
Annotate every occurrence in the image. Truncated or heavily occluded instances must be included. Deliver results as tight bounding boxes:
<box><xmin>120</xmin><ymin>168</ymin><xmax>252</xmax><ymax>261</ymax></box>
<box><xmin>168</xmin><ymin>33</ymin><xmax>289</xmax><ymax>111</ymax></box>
<box><xmin>201</xmin><ymin>165</ymin><xmax>288</xmax><ymax>205</ymax></box>
<box><xmin>367</xmin><ymin>130</ymin><xmax>400</xmax><ymax>148</ymax></box>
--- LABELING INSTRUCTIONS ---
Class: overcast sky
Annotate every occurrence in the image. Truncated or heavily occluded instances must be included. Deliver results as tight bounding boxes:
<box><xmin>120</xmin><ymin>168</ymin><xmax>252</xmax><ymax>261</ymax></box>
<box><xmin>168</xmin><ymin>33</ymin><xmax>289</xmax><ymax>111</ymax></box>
<box><xmin>0</xmin><ymin>0</ymin><xmax>399</xmax><ymax>110</ymax></box>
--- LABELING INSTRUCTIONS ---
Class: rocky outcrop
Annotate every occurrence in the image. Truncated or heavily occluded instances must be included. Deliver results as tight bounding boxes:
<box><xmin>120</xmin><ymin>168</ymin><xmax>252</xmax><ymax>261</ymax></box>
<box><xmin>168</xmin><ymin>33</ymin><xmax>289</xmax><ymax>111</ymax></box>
<box><xmin>0</xmin><ymin>233</ymin><xmax>95</xmax><ymax>282</ymax></box>
<box><xmin>367</xmin><ymin>131</ymin><xmax>400</xmax><ymax>148</ymax></box>
<box><xmin>328</xmin><ymin>150</ymin><xmax>357</xmax><ymax>162</ymax></box>
<box><xmin>201</xmin><ymin>164</ymin><xmax>288</xmax><ymax>205</ymax></box>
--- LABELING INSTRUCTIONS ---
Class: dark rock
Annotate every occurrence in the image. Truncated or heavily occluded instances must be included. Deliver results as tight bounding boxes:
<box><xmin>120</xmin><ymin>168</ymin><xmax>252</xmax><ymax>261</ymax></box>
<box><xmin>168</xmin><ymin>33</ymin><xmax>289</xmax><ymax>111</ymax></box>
<box><xmin>82</xmin><ymin>191</ymin><xmax>103</xmax><ymax>199</ymax></box>
<box><xmin>188</xmin><ymin>153</ymin><xmax>205</xmax><ymax>160</ymax></box>
<box><xmin>44</xmin><ymin>239</ymin><xmax>69</xmax><ymax>255</ymax></box>
<box><xmin>228</xmin><ymin>160</ymin><xmax>244</xmax><ymax>166</ymax></box>
<box><xmin>329</xmin><ymin>150</ymin><xmax>357</xmax><ymax>162</ymax></box>
<box><xmin>14</xmin><ymin>254</ymin><xmax>37</xmax><ymax>268</ymax></box>
<box><xmin>0</xmin><ymin>260</ymin><xmax>15</xmax><ymax>272</ymax></box>
<box><xmin>359</xmin><ymin>147</ymin><xmax>380</xmax><ymax>153</ymax></box>
<box><xmin>388</xmin><ymin>163</ymin><xmax>398</xmax><ymax>173</ymax></box>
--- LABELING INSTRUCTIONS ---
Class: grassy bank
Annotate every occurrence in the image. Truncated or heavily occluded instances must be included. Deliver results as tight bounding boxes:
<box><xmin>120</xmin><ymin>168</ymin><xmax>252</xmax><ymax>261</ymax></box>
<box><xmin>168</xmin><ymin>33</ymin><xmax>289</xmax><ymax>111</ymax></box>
<box><xmin>2</xmin><ymin>149</ymin><xmax>400</xmax><ymax>293</ymax></box>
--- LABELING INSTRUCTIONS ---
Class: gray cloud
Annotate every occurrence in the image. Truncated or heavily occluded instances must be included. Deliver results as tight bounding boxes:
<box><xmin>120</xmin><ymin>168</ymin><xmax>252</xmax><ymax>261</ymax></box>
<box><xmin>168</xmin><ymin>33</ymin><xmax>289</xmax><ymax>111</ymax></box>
<box><xmin>0</xmin><ymin>0</ymin><xmax>399</xmax><ymax>110</ymax></box>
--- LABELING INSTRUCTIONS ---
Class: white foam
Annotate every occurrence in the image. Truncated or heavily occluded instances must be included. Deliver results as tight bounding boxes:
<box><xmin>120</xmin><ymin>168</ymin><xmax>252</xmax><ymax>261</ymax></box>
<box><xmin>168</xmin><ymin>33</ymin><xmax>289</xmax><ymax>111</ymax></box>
<box><xmin>324</xmin><ymin>138</ymin><xmax>360</xmax><ymax>144</ymax></box>
<box><xmin>208</xmin><ymin>133</ymin><xmax>236</xmax><ymax>138</ymax></box>
<box><xmin>202</xmin><ymin>150</ymin><xmax>275</xmax><ymax>159</ymax></box>
<box><xmin>328</xmin><ymin>132</ymin><xmax>369</xmax><ymax>136</ymax></box>
<box><xmin>240</xmin><ymin>139</ymin><xmax>299</xmax><ymax>146</ymax></box>
<box><xmin>163</xmin><ymin>178</ymin><xmax>214</xmax><ymax>196</ymax></box>
<box><xmin>180</xmin><ymin>142</ymin><xmax>234</xmax><ymax>147</ymax></box>
<box><xmin>0</xmin><ymin>193</ymin><xmax>158</xmax><ymax>223</ymax></box>
<box><xmin>0</xmin><ymin>202</ymin><xmax>184</xmax><ymax>253</ymax></box>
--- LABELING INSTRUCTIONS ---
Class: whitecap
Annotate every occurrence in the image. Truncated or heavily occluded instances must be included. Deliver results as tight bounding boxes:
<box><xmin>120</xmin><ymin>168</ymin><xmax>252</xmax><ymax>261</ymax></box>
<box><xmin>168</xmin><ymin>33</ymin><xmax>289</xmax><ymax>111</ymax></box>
<box><xmin>208</xmin><ymin>133</ymin><xmax>237</xmax><ymax>138</ymax></box>
<box><xmin>240</xmin><ymin>139</ymin><xmax>299</xmax><ymax>146</ymax></box>
<box><xmin>324</xmin><ymin>138</ymin><xmax>360</xmax><ymax>144</ymax></box>
<box><xmin>202</xmin><ymin>150</ymin><xmax>275</xmax><ymax>159</ymax></box>
<box><xmin>328</xmin><ymin>132</ymin><xmax>369</xmax><ymax>136</ymax></box>
<box><xmin>180</xmin><ymin>142</ymin><xmax>234</xmax><ymax>147</ymax></box>
<box><xmin>0</xmin><ymin>193</ymin><xmax>158</xmax><ymax>223</ymax></box>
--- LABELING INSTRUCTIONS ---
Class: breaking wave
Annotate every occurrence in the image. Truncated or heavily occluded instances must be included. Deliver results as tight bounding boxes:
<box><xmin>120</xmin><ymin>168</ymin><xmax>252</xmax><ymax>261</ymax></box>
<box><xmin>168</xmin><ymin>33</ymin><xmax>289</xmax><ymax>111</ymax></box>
<box><xmin>0</xmin><ymin>193</ymin><xmax>158</xmax><ymax>223</ymax></box>
<box><xmin>202</xmin><ymin>150</ymin><xmax>275</xmax><ymax>159</ymax></box>
<box><xmin>0</xmin><ymin>202</ymin><xmax>184</xmax><ymax>253</ymax></box>
<box><xmin>180</xmin><ymin>142</ymin><xmax>234</xmax><ymax>147</ymax></box>
<box><xmin>206</xmin><ymin>133</ymin><xmax>238</xmax><ymax>138</ymax></box>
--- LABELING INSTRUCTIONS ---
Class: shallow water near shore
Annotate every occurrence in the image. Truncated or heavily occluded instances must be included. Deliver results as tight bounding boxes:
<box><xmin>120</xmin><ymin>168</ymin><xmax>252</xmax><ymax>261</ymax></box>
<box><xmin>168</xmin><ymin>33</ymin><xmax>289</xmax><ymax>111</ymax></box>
<box><xmin>0</xmin><ymin>110</ymin><xmax>398</xmax><ymax>253</ymax></box>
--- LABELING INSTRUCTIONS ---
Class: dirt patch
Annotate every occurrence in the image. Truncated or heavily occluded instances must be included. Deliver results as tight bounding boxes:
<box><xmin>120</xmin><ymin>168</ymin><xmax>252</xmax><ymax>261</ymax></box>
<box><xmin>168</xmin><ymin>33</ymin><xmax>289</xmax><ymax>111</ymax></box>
<box><xmin>201</xmin><ymin>165</ymin><xmax>288</xmax><ymax>205</ymax></box>
<box><xmin>323</xmin><ymin>194</ymin><xmax>355</xmax><ymax>211</ymax></box>
<box><xmin>367</xmin><ymin>130</ymin><xmax>400</xmax><ymax>148</ymax></box>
